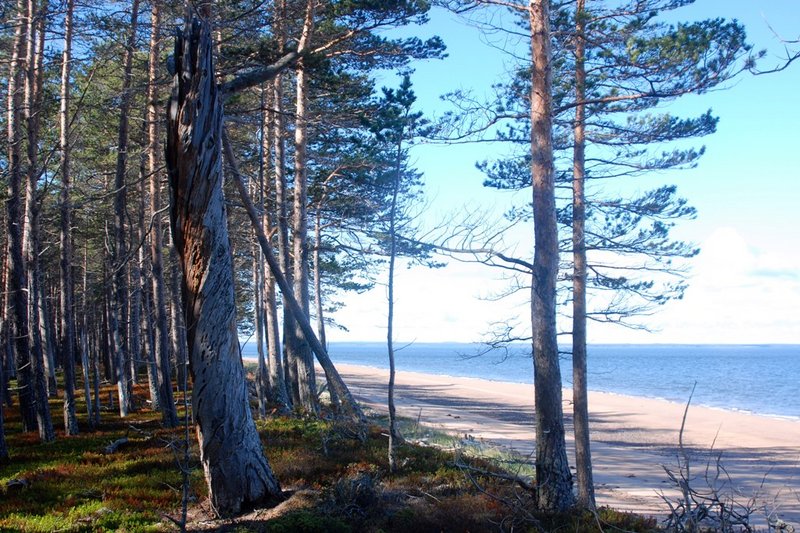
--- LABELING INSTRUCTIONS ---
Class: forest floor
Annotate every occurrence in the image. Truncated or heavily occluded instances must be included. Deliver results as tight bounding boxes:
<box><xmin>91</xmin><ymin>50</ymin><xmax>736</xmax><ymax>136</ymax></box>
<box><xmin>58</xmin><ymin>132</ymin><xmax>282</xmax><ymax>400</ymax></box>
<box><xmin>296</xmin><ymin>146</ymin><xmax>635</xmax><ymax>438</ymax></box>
<box><xmin>0</xmin><ymin>378</ymin><xmax>660</xmax><ymax>532</ymax></box>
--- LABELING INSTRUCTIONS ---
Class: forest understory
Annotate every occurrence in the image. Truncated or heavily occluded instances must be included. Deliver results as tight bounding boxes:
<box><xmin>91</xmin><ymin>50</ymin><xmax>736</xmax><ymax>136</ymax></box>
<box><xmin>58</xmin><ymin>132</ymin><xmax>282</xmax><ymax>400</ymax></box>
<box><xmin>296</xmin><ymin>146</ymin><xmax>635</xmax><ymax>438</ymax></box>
<box><xmin>0</xmin><ymin>373</ymin><xmax>659</xmax><ymax>533</ymax></box>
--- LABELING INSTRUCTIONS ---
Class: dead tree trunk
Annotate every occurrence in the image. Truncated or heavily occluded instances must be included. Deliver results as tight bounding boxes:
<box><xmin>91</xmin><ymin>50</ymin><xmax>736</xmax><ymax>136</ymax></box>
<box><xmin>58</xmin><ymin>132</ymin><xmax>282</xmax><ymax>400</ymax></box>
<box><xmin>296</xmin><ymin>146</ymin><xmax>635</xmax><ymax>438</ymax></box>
<box><xmin>529</xmin><ymin>0</ymin><xmax>575</xmax><ymax>512</ymax></box>
<box><xmin>166</xmin><ymin>18</ymin><xmax>281</xmax><ymax>516</ymax></box>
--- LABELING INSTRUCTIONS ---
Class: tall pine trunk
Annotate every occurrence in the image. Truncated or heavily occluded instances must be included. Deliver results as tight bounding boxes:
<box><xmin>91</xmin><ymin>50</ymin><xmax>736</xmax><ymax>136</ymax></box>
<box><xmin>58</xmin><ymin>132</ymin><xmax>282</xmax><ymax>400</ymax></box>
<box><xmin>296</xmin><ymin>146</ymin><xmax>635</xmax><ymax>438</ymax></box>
<box><xmin>272</xmin><ymin>78</ymin><xmax>297</xmax><ymax>406</ymax></box>
<box><xmin>6</xmin><ymin>0</ymin><xmax>37</xmax><ymax>433</ymax></box>
<box><xmin>110</xmin><ymin>0</ymin><xmax>140</xmax><ymax>417</ymax></box>
<box><xmin>23</xmin><ymin>0</ymin><xmax>55</xmax><ymax>443</ymax></box>
<box><xmin>261</xmin><ymin>88</ymin><xmax>291</xmax><ymax>412</ymax></box>
<box><xmin>529</xmin><ymin>0</ymin><xmax>574</xmax><ymax>512</ymax></box>
<box><xmin>571</xmin><ymin>0</ymin><xmax>595</xmax><ymax>510</ymax></box>
<box><xmin>289</xmin><ymin>0</ymin><xmax>319</xmax><ymax>414</ymax></box>
<box><xmin>147</xmin><ymin>2</ymin><xmax>178</xmax><ymax>427</ymax></box>
<box><xmin>166</xmin><ymin>18</ymin><xmax>281</xmax><ymax>516</ymax></box>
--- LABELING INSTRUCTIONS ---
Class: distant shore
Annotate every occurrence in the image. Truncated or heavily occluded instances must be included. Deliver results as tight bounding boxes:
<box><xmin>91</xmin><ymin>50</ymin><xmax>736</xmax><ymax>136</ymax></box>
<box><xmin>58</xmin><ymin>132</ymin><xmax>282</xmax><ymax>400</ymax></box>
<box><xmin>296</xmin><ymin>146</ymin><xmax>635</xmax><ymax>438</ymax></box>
<box><xmin>333</xmin><ymin>363</ymin><xmax>800</xmax><ymax>526</ymax></box>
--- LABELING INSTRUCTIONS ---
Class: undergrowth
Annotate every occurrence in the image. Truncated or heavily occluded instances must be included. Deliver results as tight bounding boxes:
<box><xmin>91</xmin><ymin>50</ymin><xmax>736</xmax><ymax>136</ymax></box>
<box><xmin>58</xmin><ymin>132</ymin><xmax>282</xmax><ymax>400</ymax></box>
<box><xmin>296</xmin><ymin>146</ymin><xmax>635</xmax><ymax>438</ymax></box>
<box><xmin>0</xmin><ymin>377</ymin><xmax>658</xmax><ymax>532</ymax></box>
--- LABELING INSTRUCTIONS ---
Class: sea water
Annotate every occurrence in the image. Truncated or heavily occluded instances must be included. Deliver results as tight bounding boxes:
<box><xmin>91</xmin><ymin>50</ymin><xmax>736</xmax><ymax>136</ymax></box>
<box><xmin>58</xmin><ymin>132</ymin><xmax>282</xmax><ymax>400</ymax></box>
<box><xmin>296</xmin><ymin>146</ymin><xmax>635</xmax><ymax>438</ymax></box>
<box><xmin>241</xmin><ymin>342</ymin><xmax>800</xmax><ymax>420</ymax></box>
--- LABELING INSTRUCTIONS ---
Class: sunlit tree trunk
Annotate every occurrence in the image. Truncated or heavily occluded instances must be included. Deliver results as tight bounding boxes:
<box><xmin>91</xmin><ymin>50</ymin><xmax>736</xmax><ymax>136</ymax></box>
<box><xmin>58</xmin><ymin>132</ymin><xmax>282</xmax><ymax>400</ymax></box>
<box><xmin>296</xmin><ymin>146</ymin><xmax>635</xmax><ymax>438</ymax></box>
<box><xmin>261</xmin><ymin>87</ymin><xmax>291</xmax><ymax>412</ymax></box>
<box><xmin>529</xmin><ymin>0</ymin><xmax>574</xmax><ymax>512</ymax></box>
<box><xmin>289</xmin><ymin>0</ymin><xmax>319</xmax><ymax>414</ymax></box>
<box><xmin>58</xmin><ymin>0</ymin><xmax>79</xmax><ymax>435</ymax></box>
<box><xmin>270</xmin><ymin>0</ymin><xmax>297</xmax><ymax>407</ymax></box>
<box><xmin>166</xmin><ymin>18</ymin><xmax>281</xmax><ymax>516</ymax></box>
<box><xmin>571</xmin><ymin>0</ymin><xmax>595</xmax><ymax>510</ymax></box>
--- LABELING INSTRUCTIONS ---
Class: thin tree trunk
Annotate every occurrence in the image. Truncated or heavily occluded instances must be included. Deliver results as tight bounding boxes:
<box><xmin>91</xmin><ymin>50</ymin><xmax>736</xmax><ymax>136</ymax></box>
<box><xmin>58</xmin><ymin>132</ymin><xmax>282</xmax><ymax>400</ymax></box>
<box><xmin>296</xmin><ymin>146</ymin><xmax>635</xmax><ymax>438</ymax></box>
<box><xmin>79</xmin><ymin>244</ymin><xmax>95</xmax><ymax>428</ymax></box>
<box><xmin>0</xmin><ymin>354</ymin><xmax>7</xmax><ymax>461</ymax></box>
<box><xmin>313</xmin><ymin>213</ymin><xmax>327</xmax><ymax>350</ymax></box>
<box><xmin>261</xmin><ymin>87</ymin><xmax>291</xmax><ymax>412</ymax></box>
<box><xmin>254</xmin><ymin>245</ymin><xmax>269</xmax><ymax>418</ymax></box>
<box><xmin>23</xmin><ymin>0</ymin><xmax>54</xmax><ymax>442</ymax></box>
<box><xmin>253</xmin><ymin>113</ymin><xmax>270</xmax><ymax>416</ymax></box>
<box><xmin>571</xmin><ymin>0</ymin><xmax>595</xmax><ymax>510</ymax></box>
<box><xmin>131</xmin><ymin>157</ymin><xmax>145</xmax><ymax>387</ymax></box>
<box><xmin>166</xmin><ymin>19</ymin><xmax>281</xmax><ymax>516</ymax></box>
<box><xmin>313</xmin><ymin>211</ymin><xmax>339</xmax><ymax>409</ymax></box>
<box><xmin>387</xmin><ymin>138</ymin><xmax>403</xmax><ymax>473</ymax></box>
<box><xmin>143</xmin><ymin>272</ymin><xmax>162</xmax><ymax>410</ymax></box>
<box><xmin>271</xmin><ymin>0</ymin><xmax>297</xmax><ymax>410</ymax></box>
<box><xmin>147</xmin><ymin>1</ymin><xmax>178</xmax><ymax>427</ymax></box>
<box><xmin>39</xmin><ymin>294</ymin><xmax>57</xmax><ymax>398</ymax></box>
<box><xmin>529</xmin><ymin>0</ymin><xmax>574</xmax><ymax>512</ymax></box>
<box><xmin>224</xmin><ymin>131</ymin><xmax>366</xmax><ymax>428</ymax></box>
<box><xmin>6</xmin><ymin>0</ymin><xmax>37</xmax><ymax>433</ymax></box>
<box><xmin>110</xmin><ymin>0</ymin><xmax>140</xmax><ymax>418</ymax></box>
<box><xmin>169</xmin><ymin>244</ymin><xmax>188</xmax><ymax>394</ymax></box>
<box><xmin>137</xmin><ymin>170</ymin><xmax>161</xmax><ymax>412</ymax></box>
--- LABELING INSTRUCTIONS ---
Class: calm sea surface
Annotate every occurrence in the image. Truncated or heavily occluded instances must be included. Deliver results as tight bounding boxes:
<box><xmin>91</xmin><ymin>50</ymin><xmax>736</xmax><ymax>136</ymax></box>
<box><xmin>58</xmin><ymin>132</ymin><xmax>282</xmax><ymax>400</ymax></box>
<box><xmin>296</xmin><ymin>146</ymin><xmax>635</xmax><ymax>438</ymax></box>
<box><xmin>241</xmin><ymin>342</ymin><xmax>800</xmax><ymax>420</ymax></box>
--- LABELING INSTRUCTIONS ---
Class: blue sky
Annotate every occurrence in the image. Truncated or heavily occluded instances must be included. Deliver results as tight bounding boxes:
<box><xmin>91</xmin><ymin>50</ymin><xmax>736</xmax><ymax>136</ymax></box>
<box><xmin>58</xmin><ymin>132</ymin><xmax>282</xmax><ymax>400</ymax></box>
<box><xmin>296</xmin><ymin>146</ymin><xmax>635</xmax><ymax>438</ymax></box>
<box><xmin>327</xmin><ymin>1</ymin><xmax>800</xmax><ymax>345</ymax></box>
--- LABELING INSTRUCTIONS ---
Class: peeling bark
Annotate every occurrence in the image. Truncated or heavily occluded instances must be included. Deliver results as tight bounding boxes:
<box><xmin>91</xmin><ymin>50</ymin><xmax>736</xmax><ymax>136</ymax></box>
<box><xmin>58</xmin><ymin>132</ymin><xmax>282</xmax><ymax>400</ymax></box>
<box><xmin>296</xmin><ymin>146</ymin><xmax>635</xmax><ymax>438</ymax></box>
<box><xmin>166</xmin><ymin>18</ymin><xmax>281</xmax><ymax>516</ymax></box>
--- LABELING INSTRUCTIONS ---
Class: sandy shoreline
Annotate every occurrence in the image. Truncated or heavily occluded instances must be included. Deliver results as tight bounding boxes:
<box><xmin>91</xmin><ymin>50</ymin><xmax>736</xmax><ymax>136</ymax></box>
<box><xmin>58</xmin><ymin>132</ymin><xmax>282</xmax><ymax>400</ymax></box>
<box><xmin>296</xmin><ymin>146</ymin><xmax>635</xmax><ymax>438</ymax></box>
<box><xmin>333</xmin><ymin>363</ymin><xmax>800</xmax><ymax>526</ymax></box>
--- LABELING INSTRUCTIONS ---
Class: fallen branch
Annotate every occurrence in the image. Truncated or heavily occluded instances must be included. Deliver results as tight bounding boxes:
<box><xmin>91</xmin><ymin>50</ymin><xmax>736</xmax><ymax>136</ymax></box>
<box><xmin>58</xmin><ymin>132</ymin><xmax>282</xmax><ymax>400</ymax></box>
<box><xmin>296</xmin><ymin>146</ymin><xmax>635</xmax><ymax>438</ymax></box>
<box><xmin>104</xmin><ymin>437</ymin><xmax>129</xmax><ymax>455</ymax></box>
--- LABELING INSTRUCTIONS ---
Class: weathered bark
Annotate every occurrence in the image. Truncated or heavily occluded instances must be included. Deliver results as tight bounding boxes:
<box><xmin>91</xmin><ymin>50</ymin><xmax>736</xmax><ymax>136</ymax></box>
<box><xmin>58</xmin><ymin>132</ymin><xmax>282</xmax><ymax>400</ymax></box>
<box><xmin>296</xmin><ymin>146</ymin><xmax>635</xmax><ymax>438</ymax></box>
<box><xmin>571</xmin><ymin>0</ymin><xmax>595</xmax><ymax>510</ymax></box>
<box><xmin>166</xmin><ymin>19</ymin><xmax>281</xmax><ymax>516</ymax></box>
<box><xmin>110</xmin><ymin>0</ymin><xmax>141</xmax><ymax>417</ymax></box>
<box><xmin>169</xmin><ymin>244</ymin><xmax>188</xmax><ymax>393</ymax></box>
<box><xmin>223</xmin><ymin>131</ymin><xmax>366</xmax><ymax>428</ymax></box>
<box><xmin>529</xmin><ymin>0</ymin><xmax>575</xmax><ymax>512</ymax></box>
<box><xmin>147</xmin><ymin>2</ymin><xmax>178</xmax><ymax>428</ymax></box>
<box><xmin>6</xmin><ymin>0</ymin><xmax>37</xmax><ymax>433</ymax></box>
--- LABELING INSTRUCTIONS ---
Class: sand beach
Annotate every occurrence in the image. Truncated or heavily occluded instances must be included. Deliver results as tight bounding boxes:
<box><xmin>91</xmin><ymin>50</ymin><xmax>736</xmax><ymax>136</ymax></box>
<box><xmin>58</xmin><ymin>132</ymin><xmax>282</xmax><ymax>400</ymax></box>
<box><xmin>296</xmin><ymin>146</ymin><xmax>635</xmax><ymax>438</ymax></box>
<box><xmin>335</xmin><ymin>363</ymin><xmax>800</xmax><ymax>526</ymax></box>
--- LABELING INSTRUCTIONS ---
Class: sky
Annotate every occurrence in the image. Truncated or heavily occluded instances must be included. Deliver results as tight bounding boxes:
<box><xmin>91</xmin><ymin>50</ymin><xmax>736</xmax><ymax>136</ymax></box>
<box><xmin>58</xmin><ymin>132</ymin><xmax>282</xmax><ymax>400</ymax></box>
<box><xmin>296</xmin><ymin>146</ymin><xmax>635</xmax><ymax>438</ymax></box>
<box><xmin>325</xmin><ymin>1</ymin><xmax>800</xmax><ymax>345</ymax></box>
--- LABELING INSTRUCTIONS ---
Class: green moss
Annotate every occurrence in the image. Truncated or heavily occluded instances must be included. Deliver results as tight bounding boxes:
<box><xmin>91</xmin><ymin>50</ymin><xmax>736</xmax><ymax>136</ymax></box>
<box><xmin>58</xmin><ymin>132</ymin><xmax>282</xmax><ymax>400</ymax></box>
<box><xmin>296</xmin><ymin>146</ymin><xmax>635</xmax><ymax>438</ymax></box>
<box><xmin>264</xmin><ymin>510</ymin><xmax>351</xmax><ymax>533</ymax></box>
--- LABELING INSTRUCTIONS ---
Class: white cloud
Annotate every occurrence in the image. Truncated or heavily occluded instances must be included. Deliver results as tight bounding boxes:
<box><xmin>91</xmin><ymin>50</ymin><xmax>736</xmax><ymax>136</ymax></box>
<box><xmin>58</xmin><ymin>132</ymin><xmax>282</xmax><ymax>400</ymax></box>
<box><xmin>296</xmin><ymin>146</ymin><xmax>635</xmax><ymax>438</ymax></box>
<box><xmin>624</xmin><ymin>227</ymin><xmax>800</xmax><ymax>344</ymax></box>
